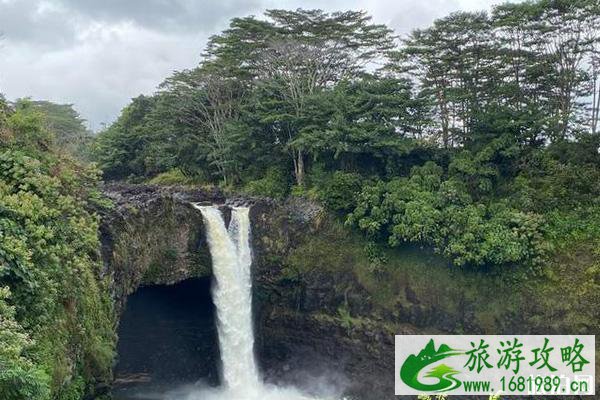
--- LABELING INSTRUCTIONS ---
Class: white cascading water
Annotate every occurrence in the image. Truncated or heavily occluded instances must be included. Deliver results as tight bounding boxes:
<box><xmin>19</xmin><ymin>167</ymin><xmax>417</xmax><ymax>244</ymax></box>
<box><xmin>191</xmin><ymin>204</ymin><xmax>327</xmax><ymax>400</ymax></box>
<box><xmin>196</xmin><ymin>206</ymin><xmax>260</xmax><ymax>394</ymax></box>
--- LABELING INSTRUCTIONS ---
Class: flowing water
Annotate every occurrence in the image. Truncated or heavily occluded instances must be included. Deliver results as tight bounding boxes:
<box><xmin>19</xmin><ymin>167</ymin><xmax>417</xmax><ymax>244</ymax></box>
<box><xmin>190</xmin><ymin>205</ymin><xmax>332</xmax><ymax>400</ymax></box>
<box><xmin>195</xmin><ymin>206</ymin><xmax>260</xmax><ymax>394</ymax></box>
<box><xmin>113</xmin><ymin>205</ymin><xmax>338</xmax><ymax>400</ymax></box>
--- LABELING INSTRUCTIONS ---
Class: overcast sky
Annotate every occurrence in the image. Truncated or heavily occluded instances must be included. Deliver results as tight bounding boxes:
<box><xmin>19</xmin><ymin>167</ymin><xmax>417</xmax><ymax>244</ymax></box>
<box><xmin>0</xmin><ymin>0</ymin><xmax>512</xmax><ymax>131</ymax></box>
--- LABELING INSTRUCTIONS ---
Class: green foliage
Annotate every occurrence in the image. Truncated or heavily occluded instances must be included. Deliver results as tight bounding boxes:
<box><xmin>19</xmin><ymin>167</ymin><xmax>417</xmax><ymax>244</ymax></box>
<box><xmin>0</xmin><ymin>100</ymin><xmax>115</xmax><ymax>399</ymax></box>
<box><xmin>348</xmin><ymin>162</ymin><xmax>548</xmax><ymax>267</ymax></box>
<box><xmin>288</xmin><ymin>211</ymin><xmax>597</xmax><ymax>335</ymax></box>
<box><xmin>337</xmin><ymin>306</ymin><xmax>362</xmax><ymax>332</ymax></box>
<box><xmin>399</xmin><ymin>0</ymin><xmax>600</xmax><ymax>145</ymax></box>
<box><xmin>243</xmin><ymin>167</ymin><xmax>290</xmax><ymax>199</ymax></box>
<box><xmin>0</xmin><ymin>288</ymin><xmax>50</xmax><ymax>400</ymax></box>
<box><xmin>2</xmin><ymin>100</ymin><xmax>54</xmax><ymax>153</ymax></box>
<box><xmin>363</xmin><ymin>241</ymin><xmax>388</xmax><ymax>274</ymax></box>
<box><xmin>148</xmin><ymin>169</ymin><xmax>207</xmax><ymax>186</ymax></box>
<box><xmin>29</xmin><ymin>101</ymin><xmax>93</xmax><ymax>161</ymax></box>
<box><xmin>283</xmin><ymin>219</ymin><xmax>371</xmax><ymax>282</ymax></box>
<box><xmin>1</xmin><ymin>99</ymin><xmax>94</xmax><ymax>162</ymax></box>
<box><xmin>94</xmin><ymin>10</ymin><xmax>401</xmax><ymax>187</ymax></box>
<box><xmin>544</xmin><ymin>206</ymin><xmax>600</xmax><ymax>249</ymax></box>
<box><xmin>510</xmin><ymin>150</ymin><xmax>600</xmax><ymax>211</ymax></box>
<box><xmin>440</xmin><ymin>203</ymin><xmax>547</xmax><ymax>267</ymax></box>
<box><xmin>295</xmin><ymin>76</ymin><xmax>425</xmax><ymax>177</ymax></box>
<box><xmin>93</xmin><ymin>95</ymin><xmax>158</xmax><ymax>180</ymax></box>
<box><xmin>0</xmin><ymin>94</ymin><xmax>9</xmax><ymax>126</ymax></box>
<box><xmin>1</xmin><ymin>1</ymin><xmax>600</xmax><ymax>395</ymax></box>
<box><xmin>316</xmin><ymin>171</ymin><xmax>365</xmax><ymax>213</ymax></box>
<box><xmin>83</xmin><ymin>3</ymin><xmax>600</xmax><ymax>273</ymax></box>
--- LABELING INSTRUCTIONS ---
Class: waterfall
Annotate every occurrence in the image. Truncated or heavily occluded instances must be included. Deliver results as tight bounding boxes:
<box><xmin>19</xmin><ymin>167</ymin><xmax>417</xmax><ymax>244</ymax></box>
<box><xmin>192</xmin><ymin>204</ymin><xmax>329</xmax><ymax>400</ymax></box>
<box><xmin>195</xmin><ymin>206</ymin><xmax>260</xmax><ymax>395</ymax></box>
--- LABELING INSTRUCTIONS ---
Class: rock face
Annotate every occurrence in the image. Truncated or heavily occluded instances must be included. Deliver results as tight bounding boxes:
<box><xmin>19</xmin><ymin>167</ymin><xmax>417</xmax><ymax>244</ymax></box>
<box><xmin>100</xmin><ymin>184</ymin><xmax>405</xmax><ymax>399</ymax></box>
<box><xmin>100</xmin><ymin>184</ymin><xmax>222</xmax><ymax>311</ymax></box>
<box><xmin>249</xmin><ymin>198</ymin><xmax>399</xmax><ymax>398</ymax></box>
<box><xmin>100</xmin><ymin>184</ymin><xmax>600</xmax><ymax>400</ymax></box>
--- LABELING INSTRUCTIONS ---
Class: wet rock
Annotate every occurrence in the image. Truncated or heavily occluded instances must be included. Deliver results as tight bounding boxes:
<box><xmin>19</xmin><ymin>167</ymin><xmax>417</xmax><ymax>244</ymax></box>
<box><xmin>100</xmin><ymin>184</ymin><xmax>404</xmax><ymax>398</ymax></box>
<box><xmin>102</xmin><ymin>183</ymin><xmax>570</xmax><ymax>399</ymax></box>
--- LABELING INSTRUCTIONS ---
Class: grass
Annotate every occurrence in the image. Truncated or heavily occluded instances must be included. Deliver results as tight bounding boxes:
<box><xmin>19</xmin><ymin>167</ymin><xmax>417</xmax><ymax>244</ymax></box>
<box><xmin>147</xmin><ymin>169</ymin><xmax>207</xmax><ymax>186</ymax></box>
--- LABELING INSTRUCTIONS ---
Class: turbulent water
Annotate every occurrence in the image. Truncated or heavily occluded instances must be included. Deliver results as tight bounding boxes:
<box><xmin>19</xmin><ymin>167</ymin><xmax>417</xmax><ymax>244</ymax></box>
<box><xmin>196</xmin><ymin>206</ymin><xmax>259</xmax><ymax>392</ymax></box>
<box><xmin>191</xmin><ymin>204</ymin><xmax>331</xmax><ymax>400</ymax></box>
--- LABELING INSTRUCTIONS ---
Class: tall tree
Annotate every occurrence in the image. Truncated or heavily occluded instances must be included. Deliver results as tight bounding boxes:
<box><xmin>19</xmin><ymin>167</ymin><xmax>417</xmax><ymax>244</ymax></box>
<box><xmin>93</xmin><ymin>95</ymin><xmax>155</xmax><ymax>180</ymax></box>
<box><xmin>29</xmin><ymin>101</ymin><xmax>93</xmax><ymax>160</ymax></box>
<box><xmin>496</xmin><ymin>0</ymin><xmax>600</xmax><ymax>140</ymax></box>
<box><xmin>205</xmin><ymin>9</ymin><xmax>395</xmax><ymax>185</ymax></box>
<box><xmin>399</xmin><ymin>11</ymin><xmax>499</xmax><ymax>148</ymax></box>
<box><xmin>294</xmin><ymin>75</ymin><xmax>429</xmax><ymax>175</ymax></box>
<box><xmin>492</xmin><ymin>2</ymin><xmax>554</xmax><ymax>145</ymax></box>
<box><xmin>159</xmin><ymin>67</ymin><xmax>247</xmax><ymax>184</ymax></box>
<box><xmin>0</xmin><ymin>94</ymin><xmax>9</xmax><ymax>138</ymax></box>
<box><xmin>581</xmin><ymin>1</ymin><xmax>600</xmax><ymax>134</ymax></box>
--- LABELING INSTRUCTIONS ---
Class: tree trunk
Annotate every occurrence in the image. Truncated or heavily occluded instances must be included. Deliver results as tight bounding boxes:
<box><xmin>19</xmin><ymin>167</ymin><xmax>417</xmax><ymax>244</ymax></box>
<box><xmin>592</xmin><ymin>74</ymin><xmax>600</xmax><ymax>134</ymax></box>
<box><xmin>294</xmin><ymin>150</ymin><xmax>305</xmax><ymax>187</ymax></box>
<box><xmin>437</xmin><ymin>87</ymin><xmax>450</xmax><ymax>148</ymax></box>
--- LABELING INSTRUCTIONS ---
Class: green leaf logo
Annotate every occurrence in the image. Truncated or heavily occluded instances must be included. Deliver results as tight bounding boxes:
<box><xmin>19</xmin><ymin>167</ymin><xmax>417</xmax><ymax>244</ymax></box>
<box><xmin>400</xmin><ymin>339</ymin><xmax>464</xmax><ymax>392</ymax></box>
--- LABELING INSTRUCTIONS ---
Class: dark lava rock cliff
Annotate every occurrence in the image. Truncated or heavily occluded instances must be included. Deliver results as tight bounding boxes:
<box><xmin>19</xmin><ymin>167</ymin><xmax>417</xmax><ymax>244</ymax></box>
<box><xmin>99</xmin><ymin>184</ymin><xmax>599</xmax><ymax>400</ymax></box>
<box><xmin>99</xmin><ymin>184</ymin><xmax>402</xmax><ymax>398</ymax></box>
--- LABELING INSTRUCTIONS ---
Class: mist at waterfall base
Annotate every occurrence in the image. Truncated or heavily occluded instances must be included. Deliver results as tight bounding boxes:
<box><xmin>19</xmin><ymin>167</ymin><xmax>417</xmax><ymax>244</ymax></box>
<box><xmin>173</xmin><ymin>205</ymin><xmax>343</xmax><ymax>400</ymax></box>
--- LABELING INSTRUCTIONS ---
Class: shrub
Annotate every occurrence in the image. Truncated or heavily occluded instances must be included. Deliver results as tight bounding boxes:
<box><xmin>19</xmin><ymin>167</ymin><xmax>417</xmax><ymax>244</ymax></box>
<box><xmin>348</xmin><ymin>162</ymin><xmax>548</xmax><ymax>268</ymax></box>
<box><xmin>317</xmin><ymin>171</ymin><xmax>365</xmax><ymax>212</ymax></box>
<box><xmin>439</xmin><ymin>203</ymin><xmax>547</xmax><ymax>267</ymax></box>
<box><xmin>0</xmin><ymin>105</ymin><xmax>115</xmax><ymax>399</ymax></box>
<box><xmin>244</xmin><ymin>167</ymin><xmax>290</xmax><ymax>199</ymax></box>
<box><xmin>148</xmin><ymin>168</ymin><xmax>206</xmax><ymax>185</ymax></box>
<box><xmin>0</xmin><ymin>287</ymin><xmax>51</xmax><ymax>400</ymax></box>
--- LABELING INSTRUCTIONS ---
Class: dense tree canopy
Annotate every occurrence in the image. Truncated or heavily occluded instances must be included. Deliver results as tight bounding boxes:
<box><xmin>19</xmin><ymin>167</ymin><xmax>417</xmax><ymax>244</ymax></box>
<box><xmin>2</xmin><ymin>3</ymin><xmax>600</xmax><ymax>398</ymax></box>
<box><xmin>94</xmin><ymin>2</ymin><xmax>600</xmax><ymax>270</ymax></box>
<box><xmin>95</xmin><ymin>9</ymin><xmax>399</xmax><ymax>185</ymax></box>
<box><xmin>29</xmin><ymin>101</ymin><xmax>93</xmax><ymax>160</ymax></box>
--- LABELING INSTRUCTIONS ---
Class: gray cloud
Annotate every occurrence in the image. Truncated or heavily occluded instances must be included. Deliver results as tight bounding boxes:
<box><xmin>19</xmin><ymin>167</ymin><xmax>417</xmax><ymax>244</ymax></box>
<box><xmin>0</xmin><ymin>0</ymin><xmax>518</xmax><ymax>130</ymax></box>
<box><xmin>0</xmin><ymin>0</ymin><xmax>78</xmax><ymax>48</ymax></box>
<box><xmin>60</xmin><ymin>0</ymin><xmax>262</xmax><ymax>33</ymax></box>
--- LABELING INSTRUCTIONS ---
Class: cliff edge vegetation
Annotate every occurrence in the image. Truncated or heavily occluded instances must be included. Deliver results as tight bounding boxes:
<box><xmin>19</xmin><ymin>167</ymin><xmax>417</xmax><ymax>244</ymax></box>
<box><xmin>0</xmin><ymin>99</ymin><xmax>114</xmax><ymax>400</ymax></box>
